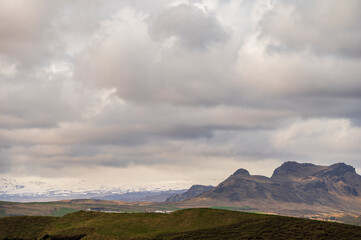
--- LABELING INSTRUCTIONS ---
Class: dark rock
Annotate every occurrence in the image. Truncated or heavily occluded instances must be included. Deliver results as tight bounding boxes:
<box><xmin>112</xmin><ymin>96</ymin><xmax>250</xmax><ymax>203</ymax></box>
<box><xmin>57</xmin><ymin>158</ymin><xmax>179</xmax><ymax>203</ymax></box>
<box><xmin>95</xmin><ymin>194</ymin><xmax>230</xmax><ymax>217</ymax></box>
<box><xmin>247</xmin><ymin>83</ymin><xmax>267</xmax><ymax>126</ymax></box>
<box><xmin>232</xmin><ymin>168</ymin><xmax>250</xmax><ymax>176</ymax></box>
<box><xmin>271</xmin><ymin>162</ymin><xmax>318</xmax><ymax>180</ymax></box>
<box><xmin>321</xmin><ymin>163</ymin><xmax>356</xmax><ymax>177</ymax></box>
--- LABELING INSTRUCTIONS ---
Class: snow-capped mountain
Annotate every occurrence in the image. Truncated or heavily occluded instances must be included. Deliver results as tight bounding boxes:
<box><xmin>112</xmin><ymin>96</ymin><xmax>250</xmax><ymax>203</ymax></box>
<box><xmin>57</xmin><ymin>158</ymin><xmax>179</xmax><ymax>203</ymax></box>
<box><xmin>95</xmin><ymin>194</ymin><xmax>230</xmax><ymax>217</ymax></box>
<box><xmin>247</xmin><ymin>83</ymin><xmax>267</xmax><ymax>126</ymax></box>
<box><xmin>0</xmin><ymin>178</ymin><xmax>25</xmax><ymax>194</ymax></box>
<box><xmin>0</xmin><ymin>177</ymin><xmax>191</xmax><ymax>202</ymax></box>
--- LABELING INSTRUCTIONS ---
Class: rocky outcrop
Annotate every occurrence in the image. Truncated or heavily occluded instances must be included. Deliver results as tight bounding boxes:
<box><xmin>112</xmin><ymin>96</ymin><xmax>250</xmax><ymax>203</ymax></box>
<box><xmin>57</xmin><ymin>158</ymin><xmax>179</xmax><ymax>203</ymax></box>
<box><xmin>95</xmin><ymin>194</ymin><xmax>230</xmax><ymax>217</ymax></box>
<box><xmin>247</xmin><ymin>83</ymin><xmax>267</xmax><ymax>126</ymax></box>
<box><xmin>189</xmin><ymin>162</ymin><xmax>361</xmax><ymax>210</ymax></box>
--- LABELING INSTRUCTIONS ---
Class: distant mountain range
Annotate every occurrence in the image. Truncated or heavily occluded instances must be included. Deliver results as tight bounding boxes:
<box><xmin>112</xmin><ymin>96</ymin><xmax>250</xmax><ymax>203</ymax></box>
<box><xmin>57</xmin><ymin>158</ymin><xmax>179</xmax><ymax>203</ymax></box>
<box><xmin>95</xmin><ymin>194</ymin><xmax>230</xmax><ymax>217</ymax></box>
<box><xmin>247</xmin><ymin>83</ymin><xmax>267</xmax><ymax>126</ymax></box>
<box><xmin>0</xmin><ymin>177</ymin><xmax>188</xmax><ymax>202</ymax></box>
<box><xmin>0</xmin><ymin>178</ymin><xmax>25</xmax><ymax>194</ymax></box>
<box><xmin>96</xmin><ymin>190</ymin><xmax>186</xmax><ymax>202</ymax></box>
<box><xmin>4</xmin><ymin>161</ymin><xmax>361</xmax><ymax>217</ymax></box>
<box><xmin>168</xmin><ymin>162</ymin><xmax>361</xmax><ymax>216</ymax></box>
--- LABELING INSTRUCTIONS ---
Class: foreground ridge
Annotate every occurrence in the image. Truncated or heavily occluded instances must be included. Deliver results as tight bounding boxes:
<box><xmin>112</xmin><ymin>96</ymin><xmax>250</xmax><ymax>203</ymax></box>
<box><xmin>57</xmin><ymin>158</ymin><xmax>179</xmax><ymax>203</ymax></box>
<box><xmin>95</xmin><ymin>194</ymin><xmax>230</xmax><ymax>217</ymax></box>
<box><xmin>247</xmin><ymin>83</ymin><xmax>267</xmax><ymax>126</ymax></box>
<box><xmin>1</xmin><ymin>208</ymin><xmax>361</xmax><ymax>240</ymax></box>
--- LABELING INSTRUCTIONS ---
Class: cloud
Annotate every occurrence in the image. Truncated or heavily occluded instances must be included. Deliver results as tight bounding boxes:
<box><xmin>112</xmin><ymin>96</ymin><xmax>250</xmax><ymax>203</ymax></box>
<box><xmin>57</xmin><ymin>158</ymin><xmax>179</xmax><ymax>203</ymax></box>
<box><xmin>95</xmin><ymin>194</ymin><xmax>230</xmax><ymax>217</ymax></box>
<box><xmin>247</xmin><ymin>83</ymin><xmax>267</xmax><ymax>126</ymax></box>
<box><xmin>261</xmin><ymin>0</ymin><xmax>361</xmax><ymax>57</ymax></box>
<box><xmin>149</xmin><ymin>4</ymin><xmax>230</xmax><ymax>49</ymax></box>
<box><xmin>272</xmin><ymin>118</ymin><xmax>361</xmax><ymax>163</ymax></box>
<box><xmin>75</xmin><ymin>6</ymin><xmax>237</xmax><ymax>105</ymax></box>
<box><xmin>237</xmin><ymin>39</ymin><xmax>361</xmax><ymax>99</ymax></box>
<box><xmin>1</xmin><ymin>0</ymin><xmax>361</xmax><ymax>187</ymax></box>
<box><xmin>0</xmin><ymin>59</ymin><xmax>94</xmax><ymax>129</ymax></box>
<box><xmin>0</xmin><ymin>0</ymin><xmax>64</xmax><ymax>69</ymax></box>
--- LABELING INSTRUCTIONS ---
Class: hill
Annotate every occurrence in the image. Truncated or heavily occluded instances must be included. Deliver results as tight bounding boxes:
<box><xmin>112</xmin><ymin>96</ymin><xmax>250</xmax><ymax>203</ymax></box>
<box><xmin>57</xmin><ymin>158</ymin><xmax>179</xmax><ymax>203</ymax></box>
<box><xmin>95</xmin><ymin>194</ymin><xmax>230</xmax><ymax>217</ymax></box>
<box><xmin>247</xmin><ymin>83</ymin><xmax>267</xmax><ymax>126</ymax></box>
<box><xmin>1</xmin><ymin>208</ymin><xmax>361</xmax><ymax>239</ymax></box>
<box><xmin>0</xmin><ymin>199</ymin><xmax>180</xmax><ymax>217</ymax></box>
<box><xmin>166</xmin><ymin>185</ymin><xmax>214</xmax><ymax>202</ymax></box>
<box><xmin>99</xmin><ymin>190</ymin><xmax>186</xmax><ymax>202</ymax></box>
<box><xmin>184</xmin><ymin>162</ymin><xmax>361</xmax><ymax>216</ymax></box>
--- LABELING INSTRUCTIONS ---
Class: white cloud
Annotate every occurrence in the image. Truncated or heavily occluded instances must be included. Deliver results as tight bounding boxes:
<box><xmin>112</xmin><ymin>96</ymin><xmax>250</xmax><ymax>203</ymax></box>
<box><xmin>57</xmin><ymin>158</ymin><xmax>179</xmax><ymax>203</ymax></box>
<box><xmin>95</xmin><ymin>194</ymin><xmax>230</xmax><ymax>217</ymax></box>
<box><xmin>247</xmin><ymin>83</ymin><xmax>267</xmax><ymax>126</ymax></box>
<box><xmin>261</xmin><ymin>0</ymin><xmax>361</xmax><ymax>57</ymax></box>
<box><xmin>272</xmin><ymin>118</ymin><xmax>361</xmax><ymax>162</ymax></box>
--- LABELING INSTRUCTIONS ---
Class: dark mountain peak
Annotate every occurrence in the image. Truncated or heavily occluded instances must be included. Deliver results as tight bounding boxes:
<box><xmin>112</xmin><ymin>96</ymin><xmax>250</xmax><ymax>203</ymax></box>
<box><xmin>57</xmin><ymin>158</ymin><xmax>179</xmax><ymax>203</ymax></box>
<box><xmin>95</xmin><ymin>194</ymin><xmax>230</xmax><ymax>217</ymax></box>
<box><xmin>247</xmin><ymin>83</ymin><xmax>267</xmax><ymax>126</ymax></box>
<box><xmin>271</xmin><ymin>162</ymin><xmax>317</xmax><ymax>179</ymax></box>
<box><xmin>322</xmin><ymin>163</ymin><xmax>356</xmax><ymax>176</ymax></box>
<box><xmin>330</xmin><ymin>162</ymin><xmax>355</xmax><ymax>171</ymax></box>
<box><xmin>188</xmin><ymin>161</ymin><xmax>361</xmax><ymax>211</ymax></box>
<box><xmin>232</xmin><ymin>168</ymin><xmax>250</xmax><ymax>177</ymax></box>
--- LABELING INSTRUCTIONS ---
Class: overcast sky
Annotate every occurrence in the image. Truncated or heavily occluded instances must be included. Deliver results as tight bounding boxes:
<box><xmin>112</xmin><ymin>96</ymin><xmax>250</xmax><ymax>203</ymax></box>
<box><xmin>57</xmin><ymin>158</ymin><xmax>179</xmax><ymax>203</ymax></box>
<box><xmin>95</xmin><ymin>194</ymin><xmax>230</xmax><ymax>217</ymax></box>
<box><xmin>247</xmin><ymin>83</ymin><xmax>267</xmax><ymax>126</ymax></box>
<box><xmin>1</xmin><ymin>0</ymin><xmax>361</xmax><ymax>189</ymax></box>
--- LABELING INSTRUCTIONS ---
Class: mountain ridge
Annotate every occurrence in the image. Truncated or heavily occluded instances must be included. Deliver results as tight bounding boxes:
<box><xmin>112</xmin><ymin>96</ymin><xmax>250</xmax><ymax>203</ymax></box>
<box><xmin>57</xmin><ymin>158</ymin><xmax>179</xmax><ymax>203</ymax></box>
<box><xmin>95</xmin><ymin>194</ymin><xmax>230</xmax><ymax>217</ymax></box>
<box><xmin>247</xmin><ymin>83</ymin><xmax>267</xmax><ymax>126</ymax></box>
<box><xmin>183</xmin><ymin>161</ymin><xmax>361</xmax><ymax>215</ymax></box>
<box><xmin>166</xmin><ymin>185</ymin><xmax>214</xmax><ymax>202</ymax></box>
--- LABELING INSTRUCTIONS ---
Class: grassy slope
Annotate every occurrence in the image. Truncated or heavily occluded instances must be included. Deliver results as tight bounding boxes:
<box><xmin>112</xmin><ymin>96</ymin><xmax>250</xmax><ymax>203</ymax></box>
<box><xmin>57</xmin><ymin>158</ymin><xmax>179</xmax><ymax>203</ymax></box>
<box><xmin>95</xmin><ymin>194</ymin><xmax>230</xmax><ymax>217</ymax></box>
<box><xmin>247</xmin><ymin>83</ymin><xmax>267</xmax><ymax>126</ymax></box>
<box><xmin>1</xmin><ymin>208</ymin><xmax>361</xmax><ymax>240</ymax></box>
<box><xmin>0</xmin><ymin>216</ymin><xmax>57</xmax><ymax>239</ymax></box>
<box><xmin>0</xmin><ymin>200</ymin><xmax>180</xmax><ymax>217</ymax></box>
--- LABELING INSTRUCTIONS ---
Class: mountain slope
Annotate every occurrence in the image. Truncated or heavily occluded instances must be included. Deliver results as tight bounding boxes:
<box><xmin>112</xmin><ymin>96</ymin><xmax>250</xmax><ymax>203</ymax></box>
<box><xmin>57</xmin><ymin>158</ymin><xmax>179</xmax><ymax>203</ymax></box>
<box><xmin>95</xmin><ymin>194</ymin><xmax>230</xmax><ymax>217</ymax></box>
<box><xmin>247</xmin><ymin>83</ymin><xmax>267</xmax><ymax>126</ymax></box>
<box><xmin>166</xmin><ymin>185</ymin><xmax>214</xmax><ymax>202</ymax></box>
<box><xmin>98</xmin><ymin>190</ymin><xmax>186</xmax><ymax>202</ymax></box>
<box><xmin>186</xmin><ymin>162</ymin><xmax>361</xmax><ymax>215</ymax></box>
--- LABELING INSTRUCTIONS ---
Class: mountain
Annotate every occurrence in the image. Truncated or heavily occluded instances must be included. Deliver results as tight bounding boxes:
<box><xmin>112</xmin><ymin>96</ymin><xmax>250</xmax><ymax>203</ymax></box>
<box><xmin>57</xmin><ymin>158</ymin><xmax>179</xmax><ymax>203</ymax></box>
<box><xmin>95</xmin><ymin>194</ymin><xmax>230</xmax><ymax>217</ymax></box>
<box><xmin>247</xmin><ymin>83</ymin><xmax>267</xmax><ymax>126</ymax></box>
<box><xmin>0</xmin><ymin>178</ymin><xmax>24</xmax><ymax>194</ymax></box>
<box><xmin>166</xmin><ymin>185</ymin><xmax>214</xmax><ymax>202</ymax></box>
<box><xmin>185</xmin><ymin>162</ymin><xmax>361</xmax><ymax>216</ymax></box>
<box><xmin>98</xmin><ymin>190</ymin><xmax>186</xmax><ymax>202</ymax></box>
<box><xmin>0</xmin><ymin>177</ymin><xmax>190</xmax><ymax>202</ymax></box>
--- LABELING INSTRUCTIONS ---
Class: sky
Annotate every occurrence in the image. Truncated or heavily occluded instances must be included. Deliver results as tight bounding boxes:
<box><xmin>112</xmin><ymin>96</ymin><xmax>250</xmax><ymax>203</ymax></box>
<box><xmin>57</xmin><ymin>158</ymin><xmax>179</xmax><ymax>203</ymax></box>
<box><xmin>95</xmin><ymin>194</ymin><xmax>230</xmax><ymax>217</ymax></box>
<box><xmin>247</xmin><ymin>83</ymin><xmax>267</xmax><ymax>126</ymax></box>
<box><xmin>1</xmin><ymin>0</ymin><xmax>361</xmax><ymax>190</ymax></box>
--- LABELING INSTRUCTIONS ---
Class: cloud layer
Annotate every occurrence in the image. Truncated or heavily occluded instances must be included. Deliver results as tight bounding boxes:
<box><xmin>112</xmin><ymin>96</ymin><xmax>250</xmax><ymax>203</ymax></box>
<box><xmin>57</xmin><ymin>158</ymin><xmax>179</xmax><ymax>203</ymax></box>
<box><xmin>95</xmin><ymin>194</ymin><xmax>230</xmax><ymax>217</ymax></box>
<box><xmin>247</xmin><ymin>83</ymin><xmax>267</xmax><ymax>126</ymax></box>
<box><xmin>1</xmin><ymin>0</ymin><xmax>361</xmax><ymax>186</ymax></box>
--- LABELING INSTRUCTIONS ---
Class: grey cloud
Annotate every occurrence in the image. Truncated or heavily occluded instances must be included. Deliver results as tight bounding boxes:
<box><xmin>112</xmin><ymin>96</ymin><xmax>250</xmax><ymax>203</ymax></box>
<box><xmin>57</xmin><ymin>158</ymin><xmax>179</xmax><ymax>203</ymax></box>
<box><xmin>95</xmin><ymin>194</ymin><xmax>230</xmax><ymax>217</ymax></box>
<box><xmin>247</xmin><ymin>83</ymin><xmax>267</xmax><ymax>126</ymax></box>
<box><xmin>75</xmin><ymin>6</ymin><xmax>237</xmax><ymax>106</ymax></box>
<box><xmin>0</xmin><ymin>148</ymin><xmax>11</xmax><ymax>174</ymax></box>
<box><xmin>2</xmin><ymin>0</ymin><xmax>361</xmax><ymax>183</ymax></box>
<box><xmin>0</xmin><ymin>87</ymin><xmax>70</xmax><ymax>129</ymax></box>
<box><xmin>0</xmin><ymin>129</ymin><xmax>283</xmax><ymax>175</ymax></box>
<box><xmin>0</xmin><ymin>68</ymin><xmax>94</xmax><ymax>130</ymax></box>
<box><xmin>0</xmin><ymin>0</ymin><xmax>124</xmax><ymax>69</ymax></box>
<box><xmin>0</xmin><ymin>0</ymin><xmax>65</xmax><ymax>69</ymax></box>
<box><xmin>261</xmin><ymin>0</ymin><xmax>361</xmax><ymax>57</ymax></box>
<box><xmin>149</xmin><ymin>4</ymin><xmax>230</xmax><ymax>49</ymax></box>
<box><xmin>237</xmin><ymin>42</ymin><xmax>361</xmax><ymax>114</ymax></box>
<box><xmin>271</xmin><ymin>118</ymin><xmax>361</xmax><ymax>164</ymax></box>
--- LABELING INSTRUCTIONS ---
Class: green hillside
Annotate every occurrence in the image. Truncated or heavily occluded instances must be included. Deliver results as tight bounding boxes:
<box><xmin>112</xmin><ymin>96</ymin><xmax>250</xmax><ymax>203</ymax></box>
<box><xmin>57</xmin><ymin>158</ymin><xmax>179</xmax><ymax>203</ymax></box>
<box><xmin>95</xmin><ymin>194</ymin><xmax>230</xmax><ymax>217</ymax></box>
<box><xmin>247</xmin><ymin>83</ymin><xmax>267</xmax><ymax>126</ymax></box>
<box><xmin>1</xmin><ymin>208</ymin><xmax>361</xmax><ymax>239</ymax></box>
<box><xmin>0</xmin><ymin>199</ymin><xmax>180</xmax><ymax>217</ymax></box>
